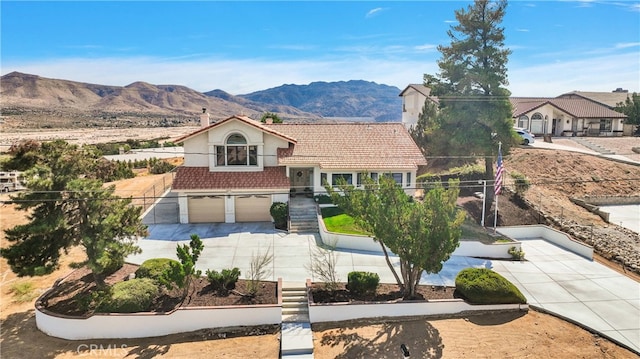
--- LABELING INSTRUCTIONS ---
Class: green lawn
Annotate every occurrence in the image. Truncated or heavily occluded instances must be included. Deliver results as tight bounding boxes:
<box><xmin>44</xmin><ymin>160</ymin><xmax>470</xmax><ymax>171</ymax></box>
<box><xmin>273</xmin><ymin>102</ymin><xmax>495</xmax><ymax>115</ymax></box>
<box><xmin>321</xmin><ymin>207</ymin><xmax>370</xmax><ymax>236</ymax></box>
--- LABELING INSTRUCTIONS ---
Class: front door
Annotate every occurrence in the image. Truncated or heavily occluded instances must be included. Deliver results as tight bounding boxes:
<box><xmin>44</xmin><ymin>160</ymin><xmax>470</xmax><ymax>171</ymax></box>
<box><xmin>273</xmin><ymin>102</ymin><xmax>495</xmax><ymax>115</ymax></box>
<box><xmin>290</xmin><ymin>168</ymin><xmax>313</xmax><ymax>197</ymax></box>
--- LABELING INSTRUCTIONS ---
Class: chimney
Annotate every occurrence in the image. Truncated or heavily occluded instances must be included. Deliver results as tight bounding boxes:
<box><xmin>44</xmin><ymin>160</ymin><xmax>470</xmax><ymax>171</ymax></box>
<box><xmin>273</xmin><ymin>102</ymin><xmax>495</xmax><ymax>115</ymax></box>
<box><xmin>265</xmin><ymin>117</ymin><xmax>273</xmax><ymax>124</ymax></box>
<box><xmin>200</xmin><ymin>108</ymin><xmax>210</xmax><ymax>127</ymax></box>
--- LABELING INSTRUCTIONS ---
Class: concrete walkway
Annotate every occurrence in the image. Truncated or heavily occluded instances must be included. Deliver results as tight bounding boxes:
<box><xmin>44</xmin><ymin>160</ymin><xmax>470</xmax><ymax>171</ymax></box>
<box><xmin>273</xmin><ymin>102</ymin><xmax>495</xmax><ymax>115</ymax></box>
<box><xmin>126</xmin><ymin>223</ymin><xmax>640</xmax><ymax>355</ymax></box>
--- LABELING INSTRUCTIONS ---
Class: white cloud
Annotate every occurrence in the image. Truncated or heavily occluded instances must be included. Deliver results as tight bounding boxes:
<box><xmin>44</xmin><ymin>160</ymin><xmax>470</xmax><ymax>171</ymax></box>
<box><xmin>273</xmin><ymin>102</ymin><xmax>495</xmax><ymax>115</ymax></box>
<box><xmin>516</xmin><ymin>28</ymin><xmax>530</xmax><ymax>32</ymax></box>
<box><xmin>414</xmin><ymin>44</ymin><xmax>437</xmax><ymax>52</ymax></box>
<box><xmin>615</xmin><ymin>42</ymin><xmax>640</xmax><ymax>49</ymax></box>
<box><xmin>366</xmin><ymin>7</ymin><xmax>386</xmax><ymax>18</ymax></box>
<box><xmin>508</xmin><ymin>52</ymin><xmax>639</xmax><ymax>96</ymax></box>
<box><xmin>3</xmin><ymin>51</ymin><xmax>637</xmax><ymax>97</ymax></box>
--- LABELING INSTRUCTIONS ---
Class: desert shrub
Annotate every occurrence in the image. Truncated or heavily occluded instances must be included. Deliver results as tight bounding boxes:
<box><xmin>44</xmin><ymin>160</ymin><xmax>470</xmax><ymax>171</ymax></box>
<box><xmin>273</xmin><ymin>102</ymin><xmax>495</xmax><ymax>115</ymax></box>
<box><xmin>206</xmin><ymin>267</ymin><xmax>241</xmax><ymax>294</ymax></box>
<box><xmin>510</xmin><ymin>171</ymin><xmax>530</xmax><ymax>197</ymax></box>
<box><xmin>9</xmin><ymin>281</ymin><xmax>38</xmax><ymax>303</ymax></box>
<box><xmin>346</xmin><ymin>271</ymin><xmax>380</xmax><ymax>297</ymax></box>
<box><xmin>455</xmin><ymin>268</ymin><xmax>526</xmax><ymax>304</ymax></box>
<box><xmin>508</xmin><ymin>246</ymin><xmax>526</xmax><ymax>260</ymax></box>
<box><xmin>136</xmin><ymin>258</ymin><xmax>180</xmax><ymax>281</ymax></box>
<box><xmin>97</xmin><ymin>278</ymin><xmax>158</xmax><ymax>313</ymax></box>
<box><xmin>270</xmin><ymin>202</ymin><xmax>288</xmax><ymax>230</ymax></box>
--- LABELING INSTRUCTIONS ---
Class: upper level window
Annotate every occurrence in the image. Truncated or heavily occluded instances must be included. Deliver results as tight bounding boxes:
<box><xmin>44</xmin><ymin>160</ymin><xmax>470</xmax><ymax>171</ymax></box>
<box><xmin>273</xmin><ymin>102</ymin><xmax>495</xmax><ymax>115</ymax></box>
<box><xmin>216</xmin><ymin>134</ymin><xmax>257</xmax><ymax>166</ymax></box>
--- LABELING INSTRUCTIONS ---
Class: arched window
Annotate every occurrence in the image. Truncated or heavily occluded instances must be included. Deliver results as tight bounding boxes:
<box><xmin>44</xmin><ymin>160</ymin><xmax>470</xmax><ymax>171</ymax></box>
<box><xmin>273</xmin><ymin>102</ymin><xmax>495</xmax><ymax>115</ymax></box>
<box><xmin>531</xmin><ymin>113</ymin><xmax>543</xmax><ymax>120</ymax></box>
<box><xmin>518</xmin><ymin>115</ymin><xmax>529</xmax><ymax>129</ymax></box>
<box><xmin>216</xmin><ymin>134</ymin><xmax>257</xmax><ymax>166</ymax></box>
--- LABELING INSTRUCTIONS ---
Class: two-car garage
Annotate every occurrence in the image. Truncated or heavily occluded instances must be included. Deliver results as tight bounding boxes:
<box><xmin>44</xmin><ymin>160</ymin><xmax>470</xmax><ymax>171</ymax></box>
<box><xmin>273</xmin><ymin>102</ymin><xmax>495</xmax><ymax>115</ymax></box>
<box><xmin>187</xmin><ymin>194</ymin><xmax>272</xmax><ymax>223</ymax></box>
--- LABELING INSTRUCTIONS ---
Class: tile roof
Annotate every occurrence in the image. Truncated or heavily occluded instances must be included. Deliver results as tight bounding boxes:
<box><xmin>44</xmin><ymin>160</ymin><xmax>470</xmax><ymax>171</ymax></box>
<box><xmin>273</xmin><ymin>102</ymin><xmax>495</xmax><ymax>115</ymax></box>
<box><xmin>172</xmin><ymin>166</ymin><xmax>290</xmax><ymax>191</ymax></box>
<box><xmin>510</xmin><ymin>97</ymin><xmax>627</xmax><ymax>119</ymax></box>
<box><xmin>173</xmin><ymin>115</ymin><xmax>297</xmax><ymax>144</ymax></box>
<box><xmin>269</xmin><ymin>122</ymin><xmax>427</xmax><ymax>170</ymax></box>
<box><xmin>558</xmin><ymin>91</ymin><xmax>632</xmax><ymax>108</ymax></box>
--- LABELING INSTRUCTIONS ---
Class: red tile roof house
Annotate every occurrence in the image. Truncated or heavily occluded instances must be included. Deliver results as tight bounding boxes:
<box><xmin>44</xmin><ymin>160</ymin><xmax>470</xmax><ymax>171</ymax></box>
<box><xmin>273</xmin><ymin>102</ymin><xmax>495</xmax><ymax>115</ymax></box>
<box><xmin>172</xmin><ymin>113</ymin><xmax>427</xmax><ymax>223</ymax></box>
<box><xmin>510</xmin><ymin>96</ymin><xmax>627</xmax><ymax>137</ymax></box>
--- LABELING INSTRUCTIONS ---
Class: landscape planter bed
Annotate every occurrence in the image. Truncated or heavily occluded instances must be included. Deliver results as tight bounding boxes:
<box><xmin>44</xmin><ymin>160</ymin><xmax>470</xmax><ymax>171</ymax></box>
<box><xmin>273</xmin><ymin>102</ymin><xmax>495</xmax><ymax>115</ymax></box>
<box><xmin>34</xmin><ymin>265</ymin><xmax>282</xmax><ymax>340</ymax></box>
<box><xmin>306</xmin><ymin>280</ymin><xmax>527</xmax><ymax>324</ymax></box>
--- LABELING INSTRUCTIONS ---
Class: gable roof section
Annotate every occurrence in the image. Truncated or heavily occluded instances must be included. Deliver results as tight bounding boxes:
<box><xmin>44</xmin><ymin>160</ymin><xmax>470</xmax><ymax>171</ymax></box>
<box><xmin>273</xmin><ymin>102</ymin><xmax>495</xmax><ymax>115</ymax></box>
<box><xmin>173</xmin><ymin>115</ymin><xmax>297</xmax><ymax>144</ymax></box>
<box><xmin>269</xmin><ymin>123</ymin><xmax>427</xmax><ymax>170</ymax></box>
<box><xmin>558</xmin><ymin>91</ymin><xmax>632</xmax><ymax>108</ymax></box>
<box><xmin>510</xmin><ymin>97</ymin><xmax>627</xmax><ymax>119</ymax></box>
<box><xmin>173</xmin><ymin>166</ymin><xmax>289</xmax><ymax>191</ymax></box>
<box><xmin>398</xmin><ymin>84</ymin><xmax>440</xmax><ymax>104</ymax></box>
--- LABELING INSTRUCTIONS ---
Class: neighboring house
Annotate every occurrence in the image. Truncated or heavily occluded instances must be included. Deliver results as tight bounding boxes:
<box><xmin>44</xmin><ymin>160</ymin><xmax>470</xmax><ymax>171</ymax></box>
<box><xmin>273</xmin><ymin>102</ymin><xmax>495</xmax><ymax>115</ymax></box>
<box><xmin>172</xmin><ymin>112</ymin><xmax>427</xmax><ymax>223</ymax></box>
<box><xmin>399</xmin><ymin>84</ymin><xmax>439</xmax><ymax>129</ymax></box>
<box><xmin>399</xmin><ymin>84</ymin><xmax>630</xmax><ymax>137</ymax></box>
<box><xmin>510</xmin><ymin>97</ymin><xmax>627</xmax><ymax>137</ymax></box>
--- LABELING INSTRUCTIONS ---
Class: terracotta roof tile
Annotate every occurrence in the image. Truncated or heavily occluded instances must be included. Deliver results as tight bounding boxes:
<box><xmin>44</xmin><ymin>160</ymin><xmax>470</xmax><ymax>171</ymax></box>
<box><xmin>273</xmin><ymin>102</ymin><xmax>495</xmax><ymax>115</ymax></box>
<box><xmin>269</xmin><ymin>123</ymin><xmax>427</xmax><ymax>170</ymax></box>
<box><xmin>173</xmin><ymin>166</ymin><xmax>289</xmax><ymax>191</ymax></box>
<box><xmin>510</xmin><ymin>97</ymin><xmax>626</xmax><ymax>119</ymax></box>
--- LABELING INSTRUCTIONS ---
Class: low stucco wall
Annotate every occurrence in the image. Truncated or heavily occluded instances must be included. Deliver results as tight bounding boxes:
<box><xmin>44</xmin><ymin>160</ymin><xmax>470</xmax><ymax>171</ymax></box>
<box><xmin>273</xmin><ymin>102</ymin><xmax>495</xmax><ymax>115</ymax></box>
<box><xmin>497</xmin><ymin>225</ymin><xmax>593</xmax><ymax>259</ymax></box>
<box><xmin>308</xmin><ymin>287</ymin><xmax>528</xmax><ymax>323</ymax></box>
<box><xmin>35</xmin><ymin>279</ymin><xmax>282</xmax><ymax>340</ymax></box>
<box><xmin>319</xmin><ymin>211</ymin><xmax>520</xmax><ymax>259</ymax></box>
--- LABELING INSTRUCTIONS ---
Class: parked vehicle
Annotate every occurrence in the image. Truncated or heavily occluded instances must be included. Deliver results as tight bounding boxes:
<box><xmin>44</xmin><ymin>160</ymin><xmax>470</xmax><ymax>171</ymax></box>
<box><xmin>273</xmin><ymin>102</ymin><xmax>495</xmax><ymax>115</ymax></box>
<box><xmin>0</xmin><ymin>171</ymin><xmax>26</xmax><ymax>192</ymax></box>
<box><xmin>515</xmin><ymin>129</ymin><xmax>535</xmax><ymax>145</ymax></box>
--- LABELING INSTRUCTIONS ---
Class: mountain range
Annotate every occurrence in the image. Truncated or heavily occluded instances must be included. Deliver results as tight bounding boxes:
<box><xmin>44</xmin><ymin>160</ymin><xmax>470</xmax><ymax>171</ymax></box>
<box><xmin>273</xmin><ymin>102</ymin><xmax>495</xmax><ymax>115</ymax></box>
<box><xmin>0</xmin><ymin>72</ymin><xmax>403</xmax><ymax>128</ymax></box>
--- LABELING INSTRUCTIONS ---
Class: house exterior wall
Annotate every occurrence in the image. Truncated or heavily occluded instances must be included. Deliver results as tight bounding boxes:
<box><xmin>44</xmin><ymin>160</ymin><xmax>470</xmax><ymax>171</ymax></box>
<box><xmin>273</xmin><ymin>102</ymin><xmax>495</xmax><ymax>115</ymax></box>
<box><xmin>264</xmin><ymin>136</ymin><xmax>289</xmax><ymax>167</ymax></box>
<box><xmin>182</xmin><ymin>132</ymin><xmax>209</xmax><ymax>167</ymax></box>
<box><xmin>401</xmin><ymin>90</ymin><xmax>426</xmax><ymax>129</ymax></box>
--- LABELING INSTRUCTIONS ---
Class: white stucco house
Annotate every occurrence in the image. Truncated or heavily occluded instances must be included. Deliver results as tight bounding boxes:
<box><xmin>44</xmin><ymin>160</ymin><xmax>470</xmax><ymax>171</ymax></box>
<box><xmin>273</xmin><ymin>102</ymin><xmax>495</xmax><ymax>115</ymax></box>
<box><xmin>398</xmin><ymin>83</ymin><xmax>628</xmax><ymax>137</ymax></box>
<box><xmin>172</xmin><ymin>112</ymin><xmax>427</xmax><ymax>223</ymax></box>
<box><xmin>399</xmin><ymin>84</ymin><xmax>439</xmax><ymax>129</ymax></box>
<box><xmin>510</xmin><ymin>97</ymin><xmax>627</xmax><ymax>137</ymax></box>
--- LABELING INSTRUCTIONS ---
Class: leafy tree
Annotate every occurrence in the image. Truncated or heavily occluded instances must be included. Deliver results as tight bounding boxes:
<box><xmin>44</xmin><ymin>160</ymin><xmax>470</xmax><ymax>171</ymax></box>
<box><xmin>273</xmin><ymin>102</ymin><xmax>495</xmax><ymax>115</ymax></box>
<box><xmin>326</xmin><ymin>175</ymin><xmax>465</xmax><ymax>298</ymax></box>
<box><xmin>409</xmin><ymin>99</ymin><xmax>440</xmax><ymax>158</ymax></box>
<box><xmin>260</xmin><ymin>112</ymin><xmax>283</xmax><ymax>123</ymax></box>
<box><xmin>1</xmin><ymin>140</ymin><xmax>147</xmax><ymax>286</ymax></box>
<box><xmin>423</xmin><ymin>0</ymin><xmax>516</xmax><ymax>221</ymax></box>
<box><xmin>3</xmin><ymin>140</ymin><xmax>42</xmax><ymax>171</ymax></box>
<box><xmin>615</xmin><ymin>92</ymin><xmax>640</xmax><ymax>135</ymax></box>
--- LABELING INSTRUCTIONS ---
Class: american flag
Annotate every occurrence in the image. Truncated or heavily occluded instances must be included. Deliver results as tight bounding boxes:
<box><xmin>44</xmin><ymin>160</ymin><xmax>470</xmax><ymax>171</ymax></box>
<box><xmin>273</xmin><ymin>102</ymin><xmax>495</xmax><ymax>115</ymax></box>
<box><xmin>495</xmin><ymin>147</ymin><xmax>504</xmax><ymax>196</ymax></box>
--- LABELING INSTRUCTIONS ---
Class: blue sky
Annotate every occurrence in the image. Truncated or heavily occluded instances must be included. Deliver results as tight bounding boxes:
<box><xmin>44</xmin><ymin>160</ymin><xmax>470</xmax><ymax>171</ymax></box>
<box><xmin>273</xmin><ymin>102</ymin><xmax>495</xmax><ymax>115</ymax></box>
<box><xmin>1</xmin><ymin>1</ymin><xmax>639</xmax><ymax>96</ymax></box>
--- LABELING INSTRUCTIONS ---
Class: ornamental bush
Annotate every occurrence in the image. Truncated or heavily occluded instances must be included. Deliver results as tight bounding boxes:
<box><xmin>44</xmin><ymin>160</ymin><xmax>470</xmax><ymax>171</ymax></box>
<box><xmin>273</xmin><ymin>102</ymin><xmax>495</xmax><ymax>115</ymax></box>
<box><xmin>97</xmin><ymin>278</ymin><xmax>159</xmax><ymax>313</ymax></box>
<box><xmin>270</xmin><ymin>202</ymin><xmax>288</xmax><ymax>230</ymax></box>
<box><xmin>455</xmin><ymin>268</ymin><xmax>526</xmax><ymax>304</ymax></box>
<box><xmin>206</xmin><ymin>267</ymin><xmax>241</xmax><ymax>295</ymax></box>
<box><xmin>135</xmin><ymin>258</ymin><xmax>180</xmax><ymax>281</ymax></box>
<box><xmin>346</xmin><ymin>271</ymin><xmax>380</xmax><ymax>297</ymax></box>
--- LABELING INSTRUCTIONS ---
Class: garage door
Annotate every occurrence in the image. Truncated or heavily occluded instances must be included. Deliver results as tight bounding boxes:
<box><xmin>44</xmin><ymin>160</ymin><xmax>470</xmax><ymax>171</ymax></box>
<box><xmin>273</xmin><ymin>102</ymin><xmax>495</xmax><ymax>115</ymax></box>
<box><xmin>188</xmin><ymin>196</ymin><xmax>225</xmax><ymax>223</ymax></box>
<box><xmin>235</xmin><ymin>195</ymin><xmax>272</xmax><ymax>222</ymax></box>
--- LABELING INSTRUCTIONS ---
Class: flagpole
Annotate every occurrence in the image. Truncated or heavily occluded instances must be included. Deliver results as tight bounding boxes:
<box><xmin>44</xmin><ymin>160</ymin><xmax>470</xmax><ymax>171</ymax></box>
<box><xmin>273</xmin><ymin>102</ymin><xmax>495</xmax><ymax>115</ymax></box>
<box><xmin>494</xmin><ymin>142</ymin><xmax>502</xmax><ymax>233</ymax></box>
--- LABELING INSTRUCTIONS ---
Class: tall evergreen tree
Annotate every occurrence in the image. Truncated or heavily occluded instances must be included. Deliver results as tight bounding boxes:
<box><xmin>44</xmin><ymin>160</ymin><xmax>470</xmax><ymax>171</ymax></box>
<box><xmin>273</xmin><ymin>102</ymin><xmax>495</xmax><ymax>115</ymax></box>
<box><xmin>424</xmin><ymin>0</ymin><xmax>516</xmax><ymax>221</ymax></box>
<box><xmin>1</xmin><ymin>140</ymin><xmax>146</xmax><ymax>285</ymax></box>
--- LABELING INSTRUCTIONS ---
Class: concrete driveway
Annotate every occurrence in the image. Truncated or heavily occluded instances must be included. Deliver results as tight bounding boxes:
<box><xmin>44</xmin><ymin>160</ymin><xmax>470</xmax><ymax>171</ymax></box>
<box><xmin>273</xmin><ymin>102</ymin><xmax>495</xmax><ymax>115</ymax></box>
<box><xmin>492</xmin><ymin>238</ymin><xmax>640</xmax><ymax>354</ymax></box>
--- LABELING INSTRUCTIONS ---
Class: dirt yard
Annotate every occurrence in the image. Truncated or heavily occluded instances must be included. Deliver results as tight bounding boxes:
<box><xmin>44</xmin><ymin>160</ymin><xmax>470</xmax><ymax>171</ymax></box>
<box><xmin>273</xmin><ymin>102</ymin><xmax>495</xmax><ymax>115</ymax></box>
<box><xmin>1</xmin><ymin>138</ymin><xmax>639</xmax><ymax>358</ymax></box>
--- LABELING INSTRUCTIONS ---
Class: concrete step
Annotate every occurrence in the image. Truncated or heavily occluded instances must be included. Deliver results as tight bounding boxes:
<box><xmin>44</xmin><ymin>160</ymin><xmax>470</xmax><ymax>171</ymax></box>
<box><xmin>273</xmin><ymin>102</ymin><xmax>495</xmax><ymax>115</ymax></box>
<box><xmin>282</xmin><ymin>307</ymin><xmax>309</xmax><ymax>315</ymax></box>
<box><xmin>283</xmin><ymin>302</ymin><xmax>307</xmax><ymax>309</ymax></box>
<box><xmin>282</xmin><ymin>313</ymin><xmax>310</xmax><ymax>323</ymax></box>
<box><xmin>281</xmin><ymin>322</ymin><xmax>314</xmax><ymax>356</ymax></box>
<box><xmin>283</xmin><ymin>295</ymin><xmax>307</xmax><ymax>302</ymax></box>
<box><xmin>282</xmin><ymin>289</ymin><xmax>307</xmax><ymax>296</ymax></box>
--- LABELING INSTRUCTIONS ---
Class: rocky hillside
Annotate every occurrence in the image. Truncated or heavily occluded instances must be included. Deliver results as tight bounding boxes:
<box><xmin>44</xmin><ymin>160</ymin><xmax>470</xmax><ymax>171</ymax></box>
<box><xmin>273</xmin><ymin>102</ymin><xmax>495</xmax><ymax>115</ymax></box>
<box><xmin>236</xmin><ymin>80</ymin><xmax>402</xmax><ymax>122</ymax></box>
<box><xmin>0</xmin><ymin>72</ymin><xmax>319</xmax><ymax>129</ymax></box>
<box><xmin>1</xmin><ymin>72</ymin><xmax>401</xmax><ymax>129</ymax></box>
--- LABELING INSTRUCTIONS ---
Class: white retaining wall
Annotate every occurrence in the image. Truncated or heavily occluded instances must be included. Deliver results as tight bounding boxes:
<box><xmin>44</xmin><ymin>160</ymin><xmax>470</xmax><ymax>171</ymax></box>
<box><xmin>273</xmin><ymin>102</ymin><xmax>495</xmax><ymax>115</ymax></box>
<box><xmin>497</xmin><ymin>225</ymin><xmax>593</xmax><ymax>259</ymax></box>
<box><xmin>309</xmin><ymin>299</ymin><xmax>527</xmax><ymax>323</ymax></box>
<box><xmin>36</xmin><ymin>305</ymin><xmax>282</xmax><ymax>340</ymax></box>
